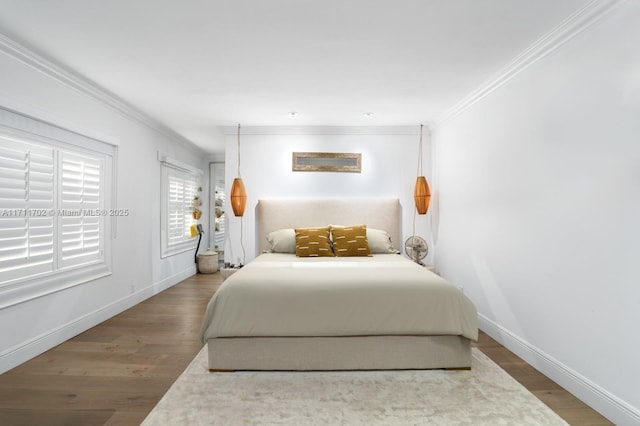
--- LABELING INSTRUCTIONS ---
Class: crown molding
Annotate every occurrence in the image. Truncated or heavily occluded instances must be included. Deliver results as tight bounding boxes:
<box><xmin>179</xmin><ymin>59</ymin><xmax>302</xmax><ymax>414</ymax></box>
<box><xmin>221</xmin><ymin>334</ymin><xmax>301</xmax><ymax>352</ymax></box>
<box><xmin>219</xmin><ymin>125</ymin><xmax>424</xmax><ymax>136</ymax></box>
<box><xmin>0</xmin><ymin>32</ymin><xmax>204</xmax><ymax>155</ymax></box>
<box><xmin>435</xmin><ymin>0</ymin><xmax>625</xmax><ymax>128</ymax></box>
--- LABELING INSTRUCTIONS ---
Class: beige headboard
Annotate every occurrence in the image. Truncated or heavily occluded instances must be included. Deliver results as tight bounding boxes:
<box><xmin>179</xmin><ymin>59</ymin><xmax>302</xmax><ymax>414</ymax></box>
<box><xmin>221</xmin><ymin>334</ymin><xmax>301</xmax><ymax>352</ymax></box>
<box><xmin>256</xmin><ymin>198</ymin><xmax>401</xmax><ymax>254</ymax></box>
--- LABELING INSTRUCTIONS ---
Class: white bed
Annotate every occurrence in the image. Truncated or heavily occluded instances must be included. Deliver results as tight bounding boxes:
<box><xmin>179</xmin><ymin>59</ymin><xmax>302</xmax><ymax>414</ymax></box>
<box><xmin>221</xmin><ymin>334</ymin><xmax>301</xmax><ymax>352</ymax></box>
<box><xmin>199</xmin><ymin>198</ymin><xmax>478</xmax><ymax>371</ymax></box>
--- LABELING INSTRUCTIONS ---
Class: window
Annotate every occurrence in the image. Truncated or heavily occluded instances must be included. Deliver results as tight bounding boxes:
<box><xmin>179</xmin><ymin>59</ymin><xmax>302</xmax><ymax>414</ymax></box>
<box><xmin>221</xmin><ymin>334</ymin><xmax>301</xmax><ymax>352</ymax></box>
<box><xmin>0</xmin><ymin>108</ymin><xmax>114</xmax><ymax>308</ymax></box>
<box><xmin>59</xmin><ymin>151</ymin><xmax>104</xmax><ymax>269</ymax></box>
<box><xmin>0</xmin><ymin>138</ymin><xmax>55</xmax><ymax>283</ymax></box>
<box><xmin>160</xmin><ymin>158</ymin><xmax>201</xmax><ymax>258</ymax></box>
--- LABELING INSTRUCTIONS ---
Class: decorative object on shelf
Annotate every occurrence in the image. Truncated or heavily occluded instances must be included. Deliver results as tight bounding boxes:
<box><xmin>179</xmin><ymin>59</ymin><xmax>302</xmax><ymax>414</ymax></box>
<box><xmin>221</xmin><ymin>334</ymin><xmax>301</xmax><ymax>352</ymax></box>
<box><xmin>414</xmin><ymin>124</ymin><xmax>431</xmax><ymax>215</ymax></box>
<box><xmin>404</xmin><ymin>236</ymin><xmax>428</xmax><ymax>265</ymax></box>
<box><xmin>191</xmin><ymin>192</ymin><xmax>202</xmax><ymax>229</ymax></box>
<box><xmin>292</xmin><ymin>152</ymin><xmax>362</xmax><ymax>173</ymax></box>
<box><xmin>211</xmin><ymin>163</ymin><xmax>226</xmax><ymax>255</ymax></box>
<box><xmin>189</xmin><ymin>224</ymin><xmax>199</xmax><ymax>238</ymax></box>
<box><xmin>230</xmin><ymin>124</ymin><xmax>247</xmax><ymax>217</ymax></box>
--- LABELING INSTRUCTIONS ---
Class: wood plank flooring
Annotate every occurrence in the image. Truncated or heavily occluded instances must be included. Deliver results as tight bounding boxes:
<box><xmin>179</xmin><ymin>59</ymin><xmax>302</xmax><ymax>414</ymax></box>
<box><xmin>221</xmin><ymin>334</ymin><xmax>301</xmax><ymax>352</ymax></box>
<box><xmin>474</xmin><ymin>333</ymin><xmax>612</xmax><ymax>425</ymax></box>
<box><xmin>0</xmin><ymin>273</ymin><xmax>612</xmax><ymax>425</ymax></box>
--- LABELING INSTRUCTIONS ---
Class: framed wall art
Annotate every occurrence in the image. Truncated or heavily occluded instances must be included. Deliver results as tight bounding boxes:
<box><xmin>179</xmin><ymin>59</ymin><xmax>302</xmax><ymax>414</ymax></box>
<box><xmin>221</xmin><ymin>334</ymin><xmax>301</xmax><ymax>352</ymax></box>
<box><xmin>292</xmin><ymin>152</ymin><xmax>361</xmax><ymax>173</ymax></box>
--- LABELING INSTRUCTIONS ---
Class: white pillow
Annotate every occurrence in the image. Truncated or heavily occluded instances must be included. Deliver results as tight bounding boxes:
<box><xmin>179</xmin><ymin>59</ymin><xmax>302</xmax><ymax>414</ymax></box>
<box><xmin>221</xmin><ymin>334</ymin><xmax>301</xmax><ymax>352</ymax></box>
<box><xmin>366</xmin><ymin>227</ymin><xmax>399</xmax><ymax>254</ymax></box>
<box><xmin>266</xmin><ymin>228</ymin><xmax>296</xmax><ymax>253</ymax></box>
<box><xmin>330</xmin><ymin>225</ymin><xmax>399</xmax><ymax>254</ymax></box>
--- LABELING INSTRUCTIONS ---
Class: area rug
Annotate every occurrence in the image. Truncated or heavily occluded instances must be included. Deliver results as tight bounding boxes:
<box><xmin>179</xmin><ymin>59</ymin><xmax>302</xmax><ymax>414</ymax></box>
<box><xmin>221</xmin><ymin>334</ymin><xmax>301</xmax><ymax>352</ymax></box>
<box><xmin>142</xmin><ymin>347</ymin><xmax>567</xmax><ymax>425</ymax></box>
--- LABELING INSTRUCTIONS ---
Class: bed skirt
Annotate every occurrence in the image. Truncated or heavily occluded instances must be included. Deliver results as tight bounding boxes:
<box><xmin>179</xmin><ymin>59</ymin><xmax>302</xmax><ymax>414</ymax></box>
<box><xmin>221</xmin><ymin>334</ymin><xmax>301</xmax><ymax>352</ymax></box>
<box><xmin>207</xmin><ymin>335</ymin><xmax>472</xmax><ymax>371</ymax></box>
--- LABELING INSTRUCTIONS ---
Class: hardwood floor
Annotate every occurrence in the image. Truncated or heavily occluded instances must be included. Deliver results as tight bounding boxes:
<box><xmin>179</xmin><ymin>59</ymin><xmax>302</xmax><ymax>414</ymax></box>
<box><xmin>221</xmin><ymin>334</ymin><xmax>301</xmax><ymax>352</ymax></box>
<box><xmin>473</xmin><ymin>333</ymin><xmax>612</xmax><ymax>425</ymax></box>
<box><xmin>0</xmin><ymin>273</ymin><xmax>220</xmax><ymax>426</ymax></box>
<box><xmin>0</xmin><ymin>273</ymin><xmax>612</xmax><ymax>425</ymax></box>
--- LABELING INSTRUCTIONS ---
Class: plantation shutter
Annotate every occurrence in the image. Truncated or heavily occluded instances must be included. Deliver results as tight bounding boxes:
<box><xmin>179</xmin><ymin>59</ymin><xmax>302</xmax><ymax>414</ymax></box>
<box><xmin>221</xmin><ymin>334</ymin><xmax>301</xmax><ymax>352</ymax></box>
<box><xmin>166</xmin><ymin>166</ymin><xmax>198</xmax><ymax>246</ymax></box>
<box><xmin>58</xmin><ymin>151</ymin><xmax>103</xmax><ymax>269</ymax></box>
<box><xmin>0</xmin><ymin>137</ymin><xmax>55</xmax><ymax>282</ymax></box>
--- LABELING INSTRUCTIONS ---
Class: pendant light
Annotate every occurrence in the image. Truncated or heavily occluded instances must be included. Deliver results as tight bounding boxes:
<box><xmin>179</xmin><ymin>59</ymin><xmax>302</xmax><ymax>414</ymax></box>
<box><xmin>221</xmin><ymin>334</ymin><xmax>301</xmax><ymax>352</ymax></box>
<box><xmin>414</xmin><ymin>124</ymin><xmax>431</xmax><ymax>215</ymax></box>
<box><xmin>230</xmin><ymin>123</ymin><xmax>247</xmax><ymax>217</ymax></box>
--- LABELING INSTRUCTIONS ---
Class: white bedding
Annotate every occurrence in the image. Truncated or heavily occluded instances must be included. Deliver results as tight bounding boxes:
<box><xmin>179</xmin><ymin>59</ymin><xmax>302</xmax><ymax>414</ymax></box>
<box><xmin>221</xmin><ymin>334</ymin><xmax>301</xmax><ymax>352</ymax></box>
<box><xmin>199</xmin><ymin>253</ymin><xmax>478</xmax><ymax>342</ymax></box>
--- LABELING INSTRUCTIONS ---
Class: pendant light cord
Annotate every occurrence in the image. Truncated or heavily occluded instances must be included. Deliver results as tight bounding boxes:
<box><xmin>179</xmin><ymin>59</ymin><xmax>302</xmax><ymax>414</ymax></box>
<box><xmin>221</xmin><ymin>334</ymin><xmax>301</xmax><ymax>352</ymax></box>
<box><xmin>412</xmin><ymin>206</ymin><xmax>417</xmax><ymax>238</ymax></box>
<box><xmin>237</xmin><ymin>123</ymin><xmax>242</xmax><ymax>178</ymax></box>
<box><xmin>240</xmin><ymin>216</ymin><xmax>245</xmax><ymax>266</ymax></box>
<box><xmin>417</xmin><ymin>123</ymin><xmax>423</xmax><ymax>176</ymax></box>
<box><xmin>411</xmin><ymin>124</ymin><xmax>423</xmax><ymax>243</ymax></box>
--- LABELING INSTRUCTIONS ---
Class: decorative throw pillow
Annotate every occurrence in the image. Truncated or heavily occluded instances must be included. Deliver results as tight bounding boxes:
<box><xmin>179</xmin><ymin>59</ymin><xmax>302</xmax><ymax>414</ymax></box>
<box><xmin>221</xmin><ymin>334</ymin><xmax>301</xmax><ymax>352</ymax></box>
<box><xmin>330</xmin><ymin>225</ymin><xmax>398</xmax><ymax>254</ymax></box>
<box><xmin>330</xmin><ymin>225</ymin><xmax>371</xmax><ymax>257</ymax></box>
<box><xmin>266</xmin><ymin>228</ymin><xmax>296</xmax><ymax>253</ymax></box>
<box><xmin>295</xmin><ymin>227</ymin><xmax>334</xmax><ymax>257</ymax></box>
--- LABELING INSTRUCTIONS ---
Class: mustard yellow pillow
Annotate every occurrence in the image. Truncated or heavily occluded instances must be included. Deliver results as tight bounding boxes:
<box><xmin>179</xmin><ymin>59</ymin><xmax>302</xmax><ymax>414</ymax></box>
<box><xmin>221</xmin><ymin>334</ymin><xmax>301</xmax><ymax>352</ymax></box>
<box><xmin>295</xmin><ymin>227</ymin><xmax>334</xmax><ymax>257</ymax></box>
<box><xmin>330</xmin><ymin>225</ymin><xmax>371</xmax><ymax>257</ymax></box>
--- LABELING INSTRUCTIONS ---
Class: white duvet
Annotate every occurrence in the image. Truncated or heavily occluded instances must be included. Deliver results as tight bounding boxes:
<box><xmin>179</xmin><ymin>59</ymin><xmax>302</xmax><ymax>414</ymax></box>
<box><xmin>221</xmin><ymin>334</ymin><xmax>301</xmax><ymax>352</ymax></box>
<box><xmin>199</xmin><ymin>253</ymin><xmax>478</xmax><ymax>342</ymax></box>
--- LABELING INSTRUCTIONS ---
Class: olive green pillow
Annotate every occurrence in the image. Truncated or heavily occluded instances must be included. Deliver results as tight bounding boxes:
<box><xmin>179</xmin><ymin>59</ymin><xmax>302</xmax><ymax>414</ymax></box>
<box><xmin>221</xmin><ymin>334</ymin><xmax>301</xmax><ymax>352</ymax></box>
<box><xmin>295</xmin><ymin>227</ymin><xmax>334</xmax><ymax>257</ymax></box>
<box><xmin>330</xmin><ymin>225</ymin><xmax>371</xmax><ymax>257</ymax></box>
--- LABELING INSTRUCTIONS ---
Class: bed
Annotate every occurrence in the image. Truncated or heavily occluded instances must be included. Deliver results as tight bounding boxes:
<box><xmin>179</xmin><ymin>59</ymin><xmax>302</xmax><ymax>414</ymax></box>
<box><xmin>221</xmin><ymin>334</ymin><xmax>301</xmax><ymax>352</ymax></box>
<box><xmin>199</xmin><ymin>198</ymin><xmax>478</xmax><ymax>371</ymax></box>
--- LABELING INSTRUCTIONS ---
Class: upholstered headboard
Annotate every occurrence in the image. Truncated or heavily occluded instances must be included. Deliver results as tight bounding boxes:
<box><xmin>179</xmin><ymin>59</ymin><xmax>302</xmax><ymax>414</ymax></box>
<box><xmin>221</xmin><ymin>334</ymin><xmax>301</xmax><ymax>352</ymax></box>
<box><xmin>256</xmin><ymin>198</ymin><xmax>401</xmax><ymax>254</ymax></box>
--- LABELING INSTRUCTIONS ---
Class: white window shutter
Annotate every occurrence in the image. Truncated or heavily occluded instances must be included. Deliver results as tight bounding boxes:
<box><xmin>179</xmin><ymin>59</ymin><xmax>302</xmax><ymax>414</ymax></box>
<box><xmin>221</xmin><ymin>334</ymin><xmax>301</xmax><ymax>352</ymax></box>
<box><xmin>168</xmin><ymin>175</ymin><xmax>185</xmax><ymax>244</ymax></box>
<box><xmin>166</xmin><ymin>165</ymin><xmax>198</xmax><ymax>247</ymax></box>
<box><xmin>0</xmin><ymin>138</ymin><xmax>55</xmax><ymax>282</ymax></box>
<box><xmin>58</xmin><ymin>150</ymin><xmax>104</xmax><ymax>269</ymax></box>
<box><xmin>0</xmin><ymin>108</ymin><xmax>114</xmax><ymax>307</ymax></box>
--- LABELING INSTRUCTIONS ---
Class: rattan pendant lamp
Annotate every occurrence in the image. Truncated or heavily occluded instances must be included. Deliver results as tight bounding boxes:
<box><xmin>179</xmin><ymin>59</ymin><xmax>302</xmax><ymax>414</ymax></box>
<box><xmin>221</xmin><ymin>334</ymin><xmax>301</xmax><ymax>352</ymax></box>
<box><xmin>229</xmin><ymin>123</ymin><xmax>247</xmax><ymax>266</ymax></box>
<box><xmin>230</xmin><ymin>123</ymin><xmax>247</xmax><ymax>217</ymax></box>
<box><xmin>414</xmin><ymin>124</ymin><xmax>431</xmax><ymax>215</ymax></box>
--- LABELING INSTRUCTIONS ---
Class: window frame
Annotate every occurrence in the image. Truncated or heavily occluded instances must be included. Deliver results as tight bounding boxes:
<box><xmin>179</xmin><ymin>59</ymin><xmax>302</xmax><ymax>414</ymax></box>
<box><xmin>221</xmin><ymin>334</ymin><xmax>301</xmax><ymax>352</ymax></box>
<box><xmin>0</xmin><ymin>109</ymin><xmax>114</xmax><ymax>309</ymax></box>
<box><xmin>160</xmin><ymin>157</ymin><xmax>202</xmax><ymax>258</ymax></box>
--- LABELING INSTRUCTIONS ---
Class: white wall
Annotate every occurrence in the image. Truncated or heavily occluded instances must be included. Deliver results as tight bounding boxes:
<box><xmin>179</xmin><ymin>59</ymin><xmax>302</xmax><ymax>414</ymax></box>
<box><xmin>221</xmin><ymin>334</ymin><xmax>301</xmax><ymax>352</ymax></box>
<box><xmin>223</xmin><ymin>128</ymin><xmax>432</xmax><ymax>265</ymax></box>
<box><xmin>0</xmin><ymin>38</ymin><xmax>208</xmax><ymax>372</ymax></box>
<box><xmin>434</xmin><ymin>2</ymin><xmax>640</xmax><ymax>424</ymax></box>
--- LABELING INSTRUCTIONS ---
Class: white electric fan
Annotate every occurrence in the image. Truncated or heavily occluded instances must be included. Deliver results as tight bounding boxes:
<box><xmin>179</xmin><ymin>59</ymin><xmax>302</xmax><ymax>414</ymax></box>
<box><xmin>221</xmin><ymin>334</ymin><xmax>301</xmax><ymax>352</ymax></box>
<box><xmin>404</xmin><ymin>236</ymin><xmax>428</xmax><ymax>265</ymax></box>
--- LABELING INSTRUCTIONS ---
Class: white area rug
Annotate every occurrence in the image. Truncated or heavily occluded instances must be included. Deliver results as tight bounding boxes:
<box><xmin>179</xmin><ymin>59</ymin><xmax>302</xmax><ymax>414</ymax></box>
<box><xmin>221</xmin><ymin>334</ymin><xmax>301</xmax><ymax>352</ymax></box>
<box><xmin>142</xmin><ymin>347</ymin><xmax>567</xmax><ymax>425</ymax></box>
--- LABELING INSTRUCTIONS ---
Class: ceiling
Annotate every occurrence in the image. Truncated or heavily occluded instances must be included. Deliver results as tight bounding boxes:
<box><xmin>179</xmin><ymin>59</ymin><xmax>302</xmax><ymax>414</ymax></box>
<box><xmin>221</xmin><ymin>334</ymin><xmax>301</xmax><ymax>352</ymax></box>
<box><xmin>0</xmin><ymin>0</ymin><xmax>589</xmax><ymax>152</ymax></box>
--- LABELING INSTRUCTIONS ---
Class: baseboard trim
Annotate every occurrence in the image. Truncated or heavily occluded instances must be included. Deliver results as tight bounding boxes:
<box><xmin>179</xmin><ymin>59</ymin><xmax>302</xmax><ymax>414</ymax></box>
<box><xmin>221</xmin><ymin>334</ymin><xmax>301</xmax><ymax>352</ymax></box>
<box><xmin>0</xmin><ymin>265</ymin><xmax>196</xmax><ymax>374</ymax></box>
<box><xmin>149</xmin><ymin>265</ymin><xmax>197</xmax><ymax>295</ymax></box>
<box><xmin>478</xmin><ymin>313</ymin><xmax>640</xmax><ymax>426</ymax></box>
